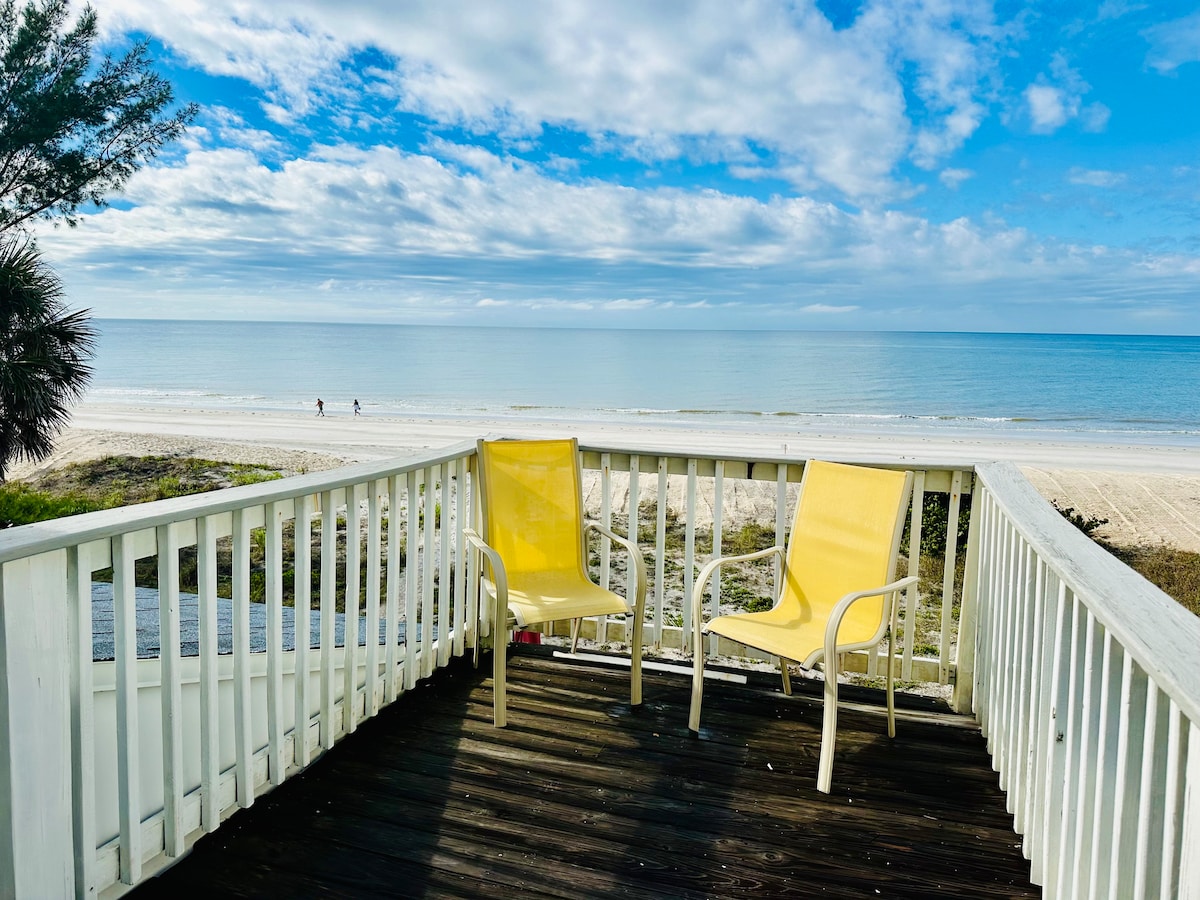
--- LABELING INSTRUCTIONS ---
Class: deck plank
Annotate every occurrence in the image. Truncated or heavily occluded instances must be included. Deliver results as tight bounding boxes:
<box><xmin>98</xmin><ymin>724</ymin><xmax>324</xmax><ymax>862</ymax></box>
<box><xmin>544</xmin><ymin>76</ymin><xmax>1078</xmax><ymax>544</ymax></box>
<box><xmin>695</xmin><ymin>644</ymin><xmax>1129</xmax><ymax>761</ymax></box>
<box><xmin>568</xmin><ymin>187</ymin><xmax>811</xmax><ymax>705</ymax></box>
<box><xmin>132</xmin><ymin>648</ymin><xmax>1038</xmax><ymax>899</ymax></box>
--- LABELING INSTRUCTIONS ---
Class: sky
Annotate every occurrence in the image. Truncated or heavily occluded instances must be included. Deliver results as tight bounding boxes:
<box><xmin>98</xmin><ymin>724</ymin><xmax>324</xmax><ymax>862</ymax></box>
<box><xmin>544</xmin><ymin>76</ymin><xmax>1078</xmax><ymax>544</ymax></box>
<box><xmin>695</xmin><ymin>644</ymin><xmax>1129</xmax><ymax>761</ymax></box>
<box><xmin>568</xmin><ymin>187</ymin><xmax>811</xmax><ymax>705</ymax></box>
<box><xmin>30</xmin><ymin>1</ymin><xmax>1200</xmax><ymax>333</ymax></box>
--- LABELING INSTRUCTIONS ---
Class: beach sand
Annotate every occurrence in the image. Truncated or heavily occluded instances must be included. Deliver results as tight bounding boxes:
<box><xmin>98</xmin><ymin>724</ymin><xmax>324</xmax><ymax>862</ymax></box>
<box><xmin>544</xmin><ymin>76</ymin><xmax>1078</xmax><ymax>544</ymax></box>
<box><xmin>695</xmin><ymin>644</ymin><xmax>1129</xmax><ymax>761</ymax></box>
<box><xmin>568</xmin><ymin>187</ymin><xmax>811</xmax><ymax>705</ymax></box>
<box><xmin>9</xmin><ymin>402</ymin><xmax>1200</xmax><ymax>553</ymax></box>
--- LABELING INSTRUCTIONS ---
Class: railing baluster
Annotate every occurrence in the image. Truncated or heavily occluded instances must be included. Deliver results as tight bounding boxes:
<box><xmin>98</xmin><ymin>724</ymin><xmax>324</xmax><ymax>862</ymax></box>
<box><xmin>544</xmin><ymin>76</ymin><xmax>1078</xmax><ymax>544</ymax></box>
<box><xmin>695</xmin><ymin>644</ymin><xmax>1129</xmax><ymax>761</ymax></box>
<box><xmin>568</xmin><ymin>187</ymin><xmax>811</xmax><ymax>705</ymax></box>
<box><xmin>319</xmin><ymin>491</ymin><xmax>337</xmax><ymax>749</ymax></box>
<box><xmin>422</xmin><ymin>469</ymin><xmax>436</xmax><ymax>678</ymax></box>
<box><xmin>343</xmin><ymin>484</ymin><xmax>363</xmax><ymax>734</ymax></box>
<box><xmin>1132</xmin><ymin>681</ymin><xmax>1168</xmax><ymax>899</ymax></box>
<box><xmin>366</xmin><ymin>480</ymin><xmax>384</xmax><ymax>713</ymax></box>
<box><xmin>439</xmin><ymin>472</ymin><xmax>452</xmax><ymax>665</ymax></box>
<box><xmin>1087</xmin><ymin>634</ymin><xmax>1122</xmax><ymax>897</ymax></box>
<box><xmin>232</xmin><ymin>507</ymin><xmax>254</xmax><ymax>807</ymax></box>
<box><xmin>1067</xmin><ymin>611</ymin><xmax>1102</xmax><ymax>898</ymax></box>
<box><xmin>293</xmin><ymin>495</ymin><xmax>313</xmax><ymax>768</ymax></box>
<box><xmin>453</xmin><ymin>462</ymin><xmax>468</xmax><ymax>658</ymax></box>
<box><xmin>626</xmin><ymin>455</ymin><xmax>640</xmax><ymax>644</ymax></box>
<box><xmin>265</xmin><ymin>501</ymin><xmax>285</xmax><ymax>785</ymax></box>
<box><xmin>156</xmin><ymin>523</ymin><xmax>184</xmax><ymax>856</ymax></box>
<box><xmin>112</xmin><ymin>532</ymin><xmax>141</xmax><ymax>884</ymax></box>
<box><xmin>1009</xmin><ymin>544</ymin><xmax>1037</xmax><ymax>831</ymax></box>
<box><xmin>1158</xmin><ymin>700</ymin><xmax>1185</xmax><ymax>897</ymax></box>
<box><xmin>386</xmin><ymin>475</ymin><xmax>402</xmax><ymax>701</ymax></box>
<box><xmin>405</xmin><ymin>469</ymin><xmax>420</xmax><ymax>690</ymax></box>
<box><xmin>1020</xmin><ymin>556</ymin><xmax>1048</xmax><ymax>861</ymax></box>
<box><xmin>599</xmin><ymin>452</ymin><xmax>612</xmax><ymax>591</ymax></box>
<box><xmin>708</xmin><ymin>460</ymin><xmax>724</xmax><ymax>656</ymax></box>
<box><xmin>1038</xmin><ymin>578</ymin><xmax>1070</xmax><ymax>887</ymax></box>
<box><xmin>197</xmin><ymin>515</ymin><xmax>221</xmax><ymax>830</ymax></box>
<box><xmin>68</xmin><ymin>544</ymin><xmax>97</xmax><ymax>897</ymax></box>
<box><xmin>683</xmin><ymin>458</ymin><xmax>697</xmax><ymax>642</ymax></box>
<box><xmin>1108</xmin><ymin>654</ymin><xmax>1150</xmax><ymax>898</ymax></box>
<box><xmin>1053</xmin><ymin>594</ymin><xmax>1087</xmax><ymax>899</ymax></box>
<box><xmin>1180</xmin><ymin>722</ymin><xmax>1200</xmax><ymax>897</ymax></box>
<box><xmin>654</xmin><ymin>456</ymin><xmax>668</xmax><ymax>649</ymax></box>
<box><xmin>939</xmin><ymin>470</ymin><xmax>963</xmax><ymax>682</ymax></box>
<box><xmin>774</xmin><ymin>463</ymin><xmax>787</xmax><ymax>603</ymax></box>
<box><xmin>902</xmin><ymin>470</ymin><xmax>925</xmax><ymax>681</ymax></box>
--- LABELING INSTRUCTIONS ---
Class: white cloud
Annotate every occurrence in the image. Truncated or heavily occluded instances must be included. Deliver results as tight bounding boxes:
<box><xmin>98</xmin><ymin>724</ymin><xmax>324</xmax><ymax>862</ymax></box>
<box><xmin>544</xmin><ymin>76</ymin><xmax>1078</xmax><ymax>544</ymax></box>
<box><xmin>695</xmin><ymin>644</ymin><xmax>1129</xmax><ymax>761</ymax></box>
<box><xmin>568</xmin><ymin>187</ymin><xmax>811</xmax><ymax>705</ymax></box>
<box><xmin>1067</xmin><ymin>168</ymin><xmax>1126</xmax><ymax>188</ymax></box>
<box><xmin>940</xmin><ymin>168</ymin><xmax>974</xmax><ymax>189</ymax></box>
<box><xmin>1025</xmin><ymin>83</ymin><xmax>1075</xmax><ymax>133</ymax></box>
<box><xmin>96</xmin><ymin>0</ymin><xmax>1011</xmax><ymax>200</ymax></box>
<box><xmin>1143</xmin><ymin>11</ymin><xmax>1200</xmax><ymax>73</ymax></box>
<box><xmin>801</xmin><ymin>304</ymin><xmax>859</xmax><ymax>314</ymax></box>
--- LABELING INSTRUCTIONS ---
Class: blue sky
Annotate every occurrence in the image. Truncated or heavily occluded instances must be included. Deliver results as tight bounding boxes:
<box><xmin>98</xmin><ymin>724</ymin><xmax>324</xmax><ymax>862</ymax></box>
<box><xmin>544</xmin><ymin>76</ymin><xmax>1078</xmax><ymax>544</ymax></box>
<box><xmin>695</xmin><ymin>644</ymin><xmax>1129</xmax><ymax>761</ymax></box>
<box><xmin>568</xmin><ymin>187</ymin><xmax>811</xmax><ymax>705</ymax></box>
<box><xmin>34</xmin><ymin>1</ymin><xmax>1200</xmax><ymax>332</ymax></box>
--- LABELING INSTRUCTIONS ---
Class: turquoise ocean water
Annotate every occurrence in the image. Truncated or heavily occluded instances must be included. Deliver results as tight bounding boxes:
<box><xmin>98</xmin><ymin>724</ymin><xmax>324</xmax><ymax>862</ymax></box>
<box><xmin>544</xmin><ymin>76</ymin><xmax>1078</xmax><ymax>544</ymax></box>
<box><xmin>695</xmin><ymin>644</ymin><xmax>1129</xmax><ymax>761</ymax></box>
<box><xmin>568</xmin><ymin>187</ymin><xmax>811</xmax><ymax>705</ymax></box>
<box><xmin>88</xmin><ymin>320</ymin><xmax>1200</xmax><ymax>443</ymax></box>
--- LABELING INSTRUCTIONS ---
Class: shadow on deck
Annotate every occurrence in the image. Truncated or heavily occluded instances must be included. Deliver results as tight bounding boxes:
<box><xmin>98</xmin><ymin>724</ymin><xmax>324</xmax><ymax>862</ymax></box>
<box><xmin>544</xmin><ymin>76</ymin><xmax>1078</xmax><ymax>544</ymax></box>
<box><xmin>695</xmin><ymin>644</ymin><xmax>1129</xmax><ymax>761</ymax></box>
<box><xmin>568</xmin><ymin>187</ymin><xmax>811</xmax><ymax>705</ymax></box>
<box><xmin>132</xmin><ymin>648</ymin><xmax>1037</xmax><ymax>899</ymax></box>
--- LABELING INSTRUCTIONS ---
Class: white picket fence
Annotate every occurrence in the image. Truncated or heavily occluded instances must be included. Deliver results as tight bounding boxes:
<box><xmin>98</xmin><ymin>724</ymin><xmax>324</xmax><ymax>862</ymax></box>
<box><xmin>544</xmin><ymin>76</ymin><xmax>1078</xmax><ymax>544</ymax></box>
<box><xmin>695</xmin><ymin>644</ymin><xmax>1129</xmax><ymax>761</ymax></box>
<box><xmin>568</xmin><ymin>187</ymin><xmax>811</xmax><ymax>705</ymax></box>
<box><xmin>0</xmin><ymin>442</ymin><xmax>1196</xmax><ymax>898</ymax></box>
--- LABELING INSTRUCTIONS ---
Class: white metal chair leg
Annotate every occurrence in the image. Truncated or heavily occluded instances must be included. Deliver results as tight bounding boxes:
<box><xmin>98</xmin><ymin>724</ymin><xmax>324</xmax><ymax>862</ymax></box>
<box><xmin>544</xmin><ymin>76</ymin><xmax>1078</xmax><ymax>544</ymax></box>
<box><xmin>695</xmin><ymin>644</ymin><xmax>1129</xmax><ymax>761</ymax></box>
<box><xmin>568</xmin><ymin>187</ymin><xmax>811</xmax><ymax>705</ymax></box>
<box><xmin>817</xmin><ymin>669</ymin><xmax>838</xmax><ymax>794</ymax></box>
<box><xmin>493</xmin><ymin>628</ymin><xmax>508</xmax><ymax>727</ymax></box>
<box><xmin>779</xmin><ymin>658</ymin><xmax>792</xmax><ymax>696</ymax></box>
<box><xmin>688</xmin><ymin>628</ymin><xmax>706</xmax><ymax>732</ymax></box>
<box><xmin>630</xmin><ymin>614</ymin><xmax>644</xmax><ymax>708</ymax></box>
<box><xmin>886</xmin><ymin>646</ymin><xmax>896</xmax><ymax>738</ymax></box>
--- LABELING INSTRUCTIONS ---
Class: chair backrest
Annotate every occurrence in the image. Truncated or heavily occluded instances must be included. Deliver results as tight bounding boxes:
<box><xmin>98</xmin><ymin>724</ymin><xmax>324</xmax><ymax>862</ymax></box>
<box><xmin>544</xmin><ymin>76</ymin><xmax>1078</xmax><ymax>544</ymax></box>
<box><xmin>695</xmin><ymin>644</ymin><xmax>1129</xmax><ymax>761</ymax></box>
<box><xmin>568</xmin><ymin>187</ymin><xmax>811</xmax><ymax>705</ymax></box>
<box><xmin>779</xmin><ymin>460</ymin><xmax>913</xmax><ymax>646</ymax></box>
<box><xmin>476</xmin><ymin>438</ymin><xmax>587</xmax><ymax>580</ymax></box>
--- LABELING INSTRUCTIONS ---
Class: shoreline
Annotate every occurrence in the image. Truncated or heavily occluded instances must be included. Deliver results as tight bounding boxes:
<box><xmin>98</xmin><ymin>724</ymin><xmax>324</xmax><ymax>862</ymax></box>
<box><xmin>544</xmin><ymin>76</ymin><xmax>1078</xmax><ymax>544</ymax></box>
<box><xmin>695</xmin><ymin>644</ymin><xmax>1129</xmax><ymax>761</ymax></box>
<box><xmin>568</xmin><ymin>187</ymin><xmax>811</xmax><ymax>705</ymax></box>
<box><xmin>8</xmin><ymin>402</ymin><xmax>1200</xmax><ymax>552</ymax></box>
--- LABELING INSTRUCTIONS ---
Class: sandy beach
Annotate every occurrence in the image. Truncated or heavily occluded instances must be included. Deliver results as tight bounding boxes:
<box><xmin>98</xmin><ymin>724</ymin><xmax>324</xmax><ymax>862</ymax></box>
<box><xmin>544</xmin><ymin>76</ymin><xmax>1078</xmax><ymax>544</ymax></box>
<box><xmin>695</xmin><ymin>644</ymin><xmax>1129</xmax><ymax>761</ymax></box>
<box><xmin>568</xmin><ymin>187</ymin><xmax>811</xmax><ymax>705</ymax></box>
<box><xmin>10</xmin><ymin>402</ymin><xmax>1200</xmax><ymax>553</ymax></box>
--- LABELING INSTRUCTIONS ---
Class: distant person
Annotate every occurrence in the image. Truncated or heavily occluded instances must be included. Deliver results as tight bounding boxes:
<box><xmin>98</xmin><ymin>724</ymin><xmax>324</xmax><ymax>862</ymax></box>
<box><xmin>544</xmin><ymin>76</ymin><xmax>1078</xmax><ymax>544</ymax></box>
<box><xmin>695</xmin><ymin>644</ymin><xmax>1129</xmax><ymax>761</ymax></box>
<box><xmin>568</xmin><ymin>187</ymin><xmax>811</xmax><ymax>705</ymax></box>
<box><xmin>353</xmin><ymin>398</ymin><xmax>361</xmax><ymax>416</ymax></box>
<box><xmin>316</xmin><ymin>398</ymin><xmax>325</xmax><ymax>416</ymax></box>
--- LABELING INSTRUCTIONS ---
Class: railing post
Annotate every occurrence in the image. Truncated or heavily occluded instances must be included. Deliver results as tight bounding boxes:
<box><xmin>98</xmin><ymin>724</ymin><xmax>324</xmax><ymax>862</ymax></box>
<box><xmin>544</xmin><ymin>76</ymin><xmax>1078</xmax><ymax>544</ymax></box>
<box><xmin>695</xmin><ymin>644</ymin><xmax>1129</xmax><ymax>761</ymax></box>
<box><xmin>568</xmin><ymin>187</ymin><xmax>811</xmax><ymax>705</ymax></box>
<box><xmin>0</xmin><ymin>551</ymin><xmax>75</xmax><ymax>898</ymax></box>
<box><xmin>952</xmin><ymin>482</ymin><xmax>982</xmax><ymax>714</ymax></box>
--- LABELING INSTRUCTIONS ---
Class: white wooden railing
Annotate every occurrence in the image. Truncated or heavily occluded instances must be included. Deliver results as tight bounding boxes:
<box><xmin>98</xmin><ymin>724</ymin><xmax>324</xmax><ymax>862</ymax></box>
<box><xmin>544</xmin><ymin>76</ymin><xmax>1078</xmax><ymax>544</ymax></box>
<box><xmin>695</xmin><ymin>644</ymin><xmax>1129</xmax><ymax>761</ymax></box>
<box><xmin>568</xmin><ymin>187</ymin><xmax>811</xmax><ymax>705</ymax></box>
<box><xmin>2</xmin><ymin>442</ymin><xmax>1197</xmax><ymax>897</ymax></box>
<box><xmin>968</xmin><ymin>462</ymin><xmax>1200</xmax><ymax>899</ymax></box>
<box><xmin>0</xmin><ymin>442</ymin><xmax>480</xmax><ymax>899</ymax></box>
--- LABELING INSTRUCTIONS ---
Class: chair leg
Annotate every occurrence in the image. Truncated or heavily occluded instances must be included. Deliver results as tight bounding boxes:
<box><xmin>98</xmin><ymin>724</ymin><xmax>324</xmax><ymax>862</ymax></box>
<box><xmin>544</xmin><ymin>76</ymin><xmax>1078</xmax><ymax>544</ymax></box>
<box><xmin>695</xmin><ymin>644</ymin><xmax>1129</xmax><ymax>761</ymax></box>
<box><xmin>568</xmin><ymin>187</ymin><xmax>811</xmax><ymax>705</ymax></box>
<box><xmin>630</xmin><ymin>611</ymin><xmax>644</xmax><ymax>708</ymax></box>
<box><xmin>493</xmin><ymin>628</ymin><xmax>508</xmax><ymax>728</ymax></box>
<box><xmin>886</xmin><ymin>641</ymin><xmax>896</xmax><ymax>739</ymax></box>
<box><xmin>688</xmin><ymin>629</ymin><xmax>706</xmax><ymax>732</ymax></box>
<box><xmin>570</xmin><ymin>617</ymin><xmax>582</xmax><ymax>653</ymax></box>
<box><xmin>779</xmin><ymin>658</ymin><xmax>792</xmax><ymax>696</ymax></box>
<box><xmin>817</xmin><ymin>669</ymin><xmax>838</xmax><ymax>794</ymax></box>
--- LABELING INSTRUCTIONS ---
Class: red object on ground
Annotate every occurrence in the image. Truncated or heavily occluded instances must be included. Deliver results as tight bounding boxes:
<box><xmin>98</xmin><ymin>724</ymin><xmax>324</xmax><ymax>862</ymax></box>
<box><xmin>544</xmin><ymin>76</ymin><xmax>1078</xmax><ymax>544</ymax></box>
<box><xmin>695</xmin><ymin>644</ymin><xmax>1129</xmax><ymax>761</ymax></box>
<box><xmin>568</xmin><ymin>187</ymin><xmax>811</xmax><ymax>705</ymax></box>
<box><xmin>513</xmin><ymin>630</ymin><xmax>542</xmax><ymax>645</ymax></box>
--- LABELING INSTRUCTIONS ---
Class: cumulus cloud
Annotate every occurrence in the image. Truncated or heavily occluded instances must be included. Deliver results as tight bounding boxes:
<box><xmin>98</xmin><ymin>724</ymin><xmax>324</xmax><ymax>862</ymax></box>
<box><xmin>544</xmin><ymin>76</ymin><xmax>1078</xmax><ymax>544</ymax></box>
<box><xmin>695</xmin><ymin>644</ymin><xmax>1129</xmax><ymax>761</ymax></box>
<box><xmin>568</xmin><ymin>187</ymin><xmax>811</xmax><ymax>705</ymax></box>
<box><xmin>96</xmin><ymin>0</ymin><xmax>1010</xmax><ymax>200</ymax></box>
<box><xmin>1022</xmin><ymin>53</ymin><xmax>1107</xmax><ymax>135</ymax></box>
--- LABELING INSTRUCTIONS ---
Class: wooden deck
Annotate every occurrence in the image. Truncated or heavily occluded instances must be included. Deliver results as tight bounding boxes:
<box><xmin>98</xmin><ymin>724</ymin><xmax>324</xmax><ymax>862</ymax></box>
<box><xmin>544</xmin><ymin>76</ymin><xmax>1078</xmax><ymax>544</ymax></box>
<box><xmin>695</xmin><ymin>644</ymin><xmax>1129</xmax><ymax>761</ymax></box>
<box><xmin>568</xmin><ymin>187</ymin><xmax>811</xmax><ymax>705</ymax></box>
<box><xmin>131</xmin><ymin>648</ymin><xmax>1038</xmax><ymax>899</ymax></box>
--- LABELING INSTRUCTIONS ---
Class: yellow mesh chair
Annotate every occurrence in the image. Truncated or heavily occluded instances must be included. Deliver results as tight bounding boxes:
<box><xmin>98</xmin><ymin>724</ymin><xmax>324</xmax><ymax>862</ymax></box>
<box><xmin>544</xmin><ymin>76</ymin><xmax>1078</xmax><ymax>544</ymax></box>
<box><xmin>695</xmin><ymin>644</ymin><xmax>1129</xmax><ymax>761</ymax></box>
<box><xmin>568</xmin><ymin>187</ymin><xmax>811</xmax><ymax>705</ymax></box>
<box><xmin>464</xmin><ymin>438</ymin><xmax>647</xmax><ymax>726</ymax></box>
<box><xmin>688</xmin><ymin>460</ymin><xmax>916</xmax><ymax>793</ymax></box>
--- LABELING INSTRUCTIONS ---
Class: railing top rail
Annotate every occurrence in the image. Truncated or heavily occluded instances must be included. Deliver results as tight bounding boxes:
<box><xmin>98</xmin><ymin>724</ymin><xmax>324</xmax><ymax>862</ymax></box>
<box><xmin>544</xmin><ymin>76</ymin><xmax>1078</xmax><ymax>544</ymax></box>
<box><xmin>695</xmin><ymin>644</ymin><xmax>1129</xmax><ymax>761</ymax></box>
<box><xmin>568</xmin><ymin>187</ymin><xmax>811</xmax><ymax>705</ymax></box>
<box><xmin>976</xmin><ymin>460</ymin><xmax>1200</xmax><ymax>724</ymax></box>
<box><xmin>0</xmin><ymin>440</ymin><xmax>478</xmax><ymax>566</ymax></box>
<box><xmin>573</xmin><ymin>439</ymin><xmax>979</xmax><ymax>474</ymax></box>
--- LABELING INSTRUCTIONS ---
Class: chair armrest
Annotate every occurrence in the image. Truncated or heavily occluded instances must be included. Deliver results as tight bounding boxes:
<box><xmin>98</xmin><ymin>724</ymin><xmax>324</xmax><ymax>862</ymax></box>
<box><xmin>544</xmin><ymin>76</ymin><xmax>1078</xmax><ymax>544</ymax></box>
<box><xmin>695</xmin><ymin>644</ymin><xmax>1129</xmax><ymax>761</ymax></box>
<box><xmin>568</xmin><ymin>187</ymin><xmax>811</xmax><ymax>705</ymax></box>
<box><xmin>584</xmin><ymin>522</ymin><xmax>648</xmax><ymax>617</ymax></box>
<box><xmin>691</xmin><ymin>546</ymin><xmax>784</xmax><ymax>639</ymax></box>
<box><xmin>822</xmin><ymin>575</ymin><xmax>919</xmax><ymax>665</ymax></box>
<box><xmin>463</xmin><ymin>528</ymin><xmax>509</xmax><ymax>627</ymax></box>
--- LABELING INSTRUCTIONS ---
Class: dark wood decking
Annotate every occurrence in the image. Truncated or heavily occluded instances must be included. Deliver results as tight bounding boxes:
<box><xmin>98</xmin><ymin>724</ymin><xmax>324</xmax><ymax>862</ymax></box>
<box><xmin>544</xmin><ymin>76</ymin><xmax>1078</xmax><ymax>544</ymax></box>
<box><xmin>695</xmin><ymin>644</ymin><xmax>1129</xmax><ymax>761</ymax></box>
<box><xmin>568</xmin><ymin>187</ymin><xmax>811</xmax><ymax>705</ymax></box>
<box><xmin>133</xmin><ymin>649</ymin><xmax>1038</xmax><ymax>899</ymax></box>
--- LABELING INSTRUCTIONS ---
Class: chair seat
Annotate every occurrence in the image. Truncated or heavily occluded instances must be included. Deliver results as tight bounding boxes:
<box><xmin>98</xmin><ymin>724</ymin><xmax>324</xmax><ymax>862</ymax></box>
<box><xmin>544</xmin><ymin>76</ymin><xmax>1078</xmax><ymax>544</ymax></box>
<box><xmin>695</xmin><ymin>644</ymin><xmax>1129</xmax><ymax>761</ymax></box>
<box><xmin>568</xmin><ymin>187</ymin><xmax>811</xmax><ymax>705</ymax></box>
<box><xmin>707</xmin><ymin>602</ymin><xmax>883</xmax><ymax>666</ymax></box>
<box><xmin>485</xmin><ymin>571</ymin><xmax>631</xmax><ymax>628</ymax></box>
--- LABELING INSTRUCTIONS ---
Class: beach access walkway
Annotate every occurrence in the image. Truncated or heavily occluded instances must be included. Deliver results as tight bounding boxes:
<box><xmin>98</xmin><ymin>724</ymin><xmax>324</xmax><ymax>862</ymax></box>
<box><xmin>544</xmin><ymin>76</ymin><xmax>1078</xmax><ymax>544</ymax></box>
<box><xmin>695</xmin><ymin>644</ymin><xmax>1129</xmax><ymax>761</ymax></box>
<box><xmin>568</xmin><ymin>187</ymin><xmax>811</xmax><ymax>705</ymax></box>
<box><xmin>129</xmin><ymin>648</ymin><xmax>1036</xmax><ymax>899</ymax></box>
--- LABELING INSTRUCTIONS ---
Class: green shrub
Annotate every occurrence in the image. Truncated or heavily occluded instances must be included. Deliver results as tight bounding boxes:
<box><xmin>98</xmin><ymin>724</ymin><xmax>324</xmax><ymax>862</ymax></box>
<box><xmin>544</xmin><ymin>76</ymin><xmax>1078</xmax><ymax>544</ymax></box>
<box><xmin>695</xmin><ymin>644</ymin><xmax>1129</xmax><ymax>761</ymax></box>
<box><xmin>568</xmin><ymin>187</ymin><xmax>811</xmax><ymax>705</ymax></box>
<box><xmin>0</xmin><ymin>483</ymin><xmax>102</xmax><ymax>527</ymax></box>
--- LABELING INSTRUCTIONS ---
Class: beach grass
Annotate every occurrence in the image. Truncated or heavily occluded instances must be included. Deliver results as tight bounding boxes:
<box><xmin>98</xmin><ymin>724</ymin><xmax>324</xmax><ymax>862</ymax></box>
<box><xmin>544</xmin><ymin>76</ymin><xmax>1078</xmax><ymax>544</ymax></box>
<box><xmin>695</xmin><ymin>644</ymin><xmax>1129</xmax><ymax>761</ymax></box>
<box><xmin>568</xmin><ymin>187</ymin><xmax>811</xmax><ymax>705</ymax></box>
<box><xmin>7</xmin><ymin>455</ymin><xmax>1198</xmax><ymax>625</ymax></box>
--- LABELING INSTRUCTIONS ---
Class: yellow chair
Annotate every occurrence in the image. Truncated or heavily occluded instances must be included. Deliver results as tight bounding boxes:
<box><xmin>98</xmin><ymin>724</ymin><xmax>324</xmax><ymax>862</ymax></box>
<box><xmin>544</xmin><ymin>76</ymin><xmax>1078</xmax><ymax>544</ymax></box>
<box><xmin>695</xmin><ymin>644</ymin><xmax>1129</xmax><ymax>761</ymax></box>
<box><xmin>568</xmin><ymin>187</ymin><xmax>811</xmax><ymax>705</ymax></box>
<box><xmin>688</xmin><ymin>460</ymin><xmax>916</xmax><ymax>793</ymax></box>
<box><xmin>465</xmin><ymin>438</ymin><xmax>647</xmax><ymax>726</ymax></box>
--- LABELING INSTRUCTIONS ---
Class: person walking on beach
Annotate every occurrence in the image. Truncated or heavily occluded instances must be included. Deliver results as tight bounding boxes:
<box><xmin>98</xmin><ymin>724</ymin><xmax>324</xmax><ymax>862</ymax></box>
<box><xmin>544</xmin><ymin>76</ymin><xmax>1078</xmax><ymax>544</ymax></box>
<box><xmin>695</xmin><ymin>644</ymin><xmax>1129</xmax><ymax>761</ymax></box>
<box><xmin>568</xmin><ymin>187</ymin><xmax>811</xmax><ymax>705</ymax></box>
<box><xmin>316</xmin><ymin>398</ymin><xmax>325</xmax><ymax>416</ymax></box>
<box><xmin>353</xmin><ymin>399</ymin><xmax>361</xmax><ymax>416</ymax></box>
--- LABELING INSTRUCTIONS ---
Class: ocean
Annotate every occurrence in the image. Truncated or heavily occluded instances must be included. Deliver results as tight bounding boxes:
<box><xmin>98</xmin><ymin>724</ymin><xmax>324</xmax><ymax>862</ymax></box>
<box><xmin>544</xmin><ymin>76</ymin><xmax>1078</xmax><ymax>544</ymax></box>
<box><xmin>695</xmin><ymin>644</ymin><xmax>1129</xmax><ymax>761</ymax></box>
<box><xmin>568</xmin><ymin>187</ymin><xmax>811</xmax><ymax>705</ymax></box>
<box><xmin>87</xmin><ymin>320</ymin><xmax>1200</xmax><ymax>442</ymax></box>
